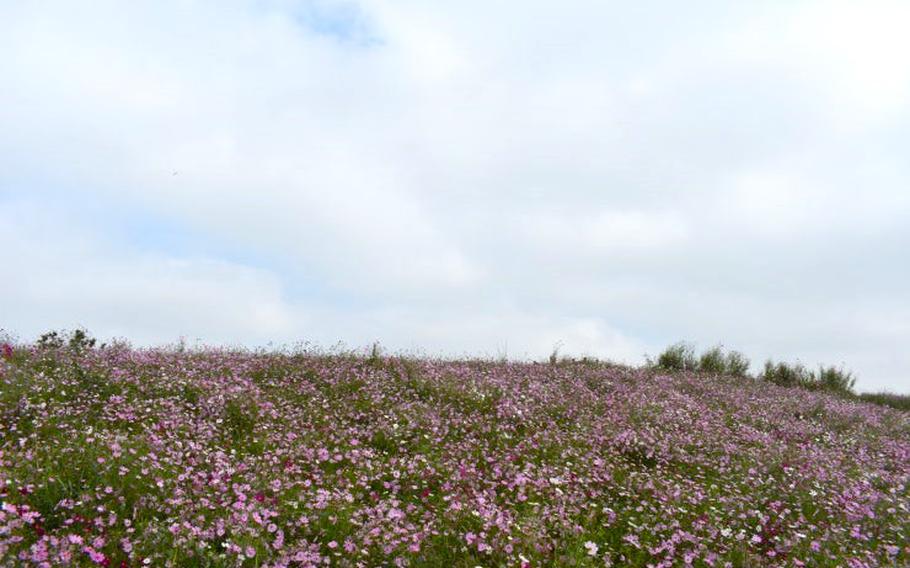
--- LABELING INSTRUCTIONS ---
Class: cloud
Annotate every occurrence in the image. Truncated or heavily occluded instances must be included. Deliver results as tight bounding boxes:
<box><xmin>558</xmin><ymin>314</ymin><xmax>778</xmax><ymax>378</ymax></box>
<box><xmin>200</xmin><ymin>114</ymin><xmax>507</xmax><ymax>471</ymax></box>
<box><xmin>1</xmin><ymin>0</ymin><xmax>909</xmax><ymax>392</ymax></box>
<box><xmin>0</xmin><ymin>199</ymin><xmax>304</xmax><ymax>345</ymax></box>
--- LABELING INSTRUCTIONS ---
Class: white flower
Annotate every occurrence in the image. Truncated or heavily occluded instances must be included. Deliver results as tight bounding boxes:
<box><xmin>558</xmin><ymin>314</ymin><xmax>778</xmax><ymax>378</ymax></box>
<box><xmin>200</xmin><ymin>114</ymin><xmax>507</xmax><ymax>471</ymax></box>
<box><xmin>584</xmin><ymin>541</ymin><xmax>599</xmax><ymax>557</ymax></box>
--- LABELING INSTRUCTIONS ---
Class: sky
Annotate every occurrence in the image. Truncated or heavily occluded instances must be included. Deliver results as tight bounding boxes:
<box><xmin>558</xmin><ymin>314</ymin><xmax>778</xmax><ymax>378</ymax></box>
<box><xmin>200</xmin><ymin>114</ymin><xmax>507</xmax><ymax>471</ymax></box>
<box><xmin>1</xmin><ymin>0</ymin><xmax>909</xmax><ymax>392</ymax></box>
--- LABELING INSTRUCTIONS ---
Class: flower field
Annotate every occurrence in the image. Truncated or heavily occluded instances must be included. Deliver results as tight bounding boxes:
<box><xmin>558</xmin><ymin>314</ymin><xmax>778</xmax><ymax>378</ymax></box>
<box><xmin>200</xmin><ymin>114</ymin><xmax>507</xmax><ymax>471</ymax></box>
<box><xmin>1</xmin><ymin>344</ymin><xmax>908</xmax><ymax>567</ymax></box>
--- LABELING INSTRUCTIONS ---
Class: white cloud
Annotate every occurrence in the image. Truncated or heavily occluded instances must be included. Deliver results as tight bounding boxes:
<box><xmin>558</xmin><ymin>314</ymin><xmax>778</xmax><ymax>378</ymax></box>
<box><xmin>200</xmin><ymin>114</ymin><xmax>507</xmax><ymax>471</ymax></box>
<box><xmin>0</xmin><ymin>201</ymin><xmax>304</xmax><ymax>346</ymax></box>
<box><xmin>728</xmin><ymin>0</ymin><xmax>910</xmax><ymax>126</ymax></box>
<box><xmin>516</xmin><ymin>209</ymin><xmax>689</xmax><ymax>256</ymax></box>
<box><xmin>1</xmin><ymin>0</ymin><xmax>909</xmax><ymax>392</ymax></box>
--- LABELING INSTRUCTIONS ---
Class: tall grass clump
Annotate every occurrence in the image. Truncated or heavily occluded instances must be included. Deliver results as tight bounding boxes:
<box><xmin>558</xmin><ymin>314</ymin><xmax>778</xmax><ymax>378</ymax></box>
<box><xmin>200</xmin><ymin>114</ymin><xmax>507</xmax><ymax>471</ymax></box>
<box><xmin>697</xmin><ymin>346</ymin><xmax>727</xmax><ymax>374</ymax></box>
<box><xmin>725</xmin><ymin>350</ymin><xmax>751</xmax><ymax>377</ymax></box>
<box><xmin>656</xmin><ymin>342</ymin><xmax>698</xmax><ymax>371</ymax></box>
<box><xmin>762</xmin><ymin>360</ymin><xmax>815</xmax><ymax>388</ymax></box>
<box><xmin>655</xmin><ymin>343</ymin><xmax>750</xmax><ymax>377</ymax></box>
<box><xmin>762</xmin><ymin>360</ymin><xmax>856</xmax><ymax>396</ymax></box>
<box><xmin>817</xmin><ymin>365</ymin><xmax>856</xmax><ymax>394</ymax></box>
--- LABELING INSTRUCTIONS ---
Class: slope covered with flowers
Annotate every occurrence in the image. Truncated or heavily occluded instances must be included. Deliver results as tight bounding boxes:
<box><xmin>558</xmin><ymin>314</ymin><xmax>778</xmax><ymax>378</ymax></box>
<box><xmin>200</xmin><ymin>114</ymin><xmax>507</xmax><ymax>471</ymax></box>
<box><xmin>1</xmin><ymin>344</ymin><xmax>908</xmax><ymax>567</ymax></box>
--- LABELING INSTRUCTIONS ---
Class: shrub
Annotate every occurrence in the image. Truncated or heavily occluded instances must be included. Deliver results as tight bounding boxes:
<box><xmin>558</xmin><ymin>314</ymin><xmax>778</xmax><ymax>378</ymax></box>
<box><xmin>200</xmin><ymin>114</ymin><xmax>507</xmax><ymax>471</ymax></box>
<box><xmin>655</xmin><ymin>343</ymin><xmax>751</xmax><ymax>377</ymax></box>
<box><xmin>762</xmin><ymin>360</ymin><xmax>814</xmax><ymax>388</ymax></box>
<box><xmin>36</xmin><ymin>331</ymin><xmax>64</xmax><ymax>350</ymax></box>
<box><xmin>816</xmin><ymin>365</ymin><xmax>855</xmax><ymax>395</ymax></box>
<box><xmin>760</xmin><ymin>360</ymin><xmax>856</xmax><ymax>396</ymax></box>
<box><xmin>68</xmin><ymin>328</ymin><xmax>96</xmax><ymax>352</ymax></box>
<box><xmin>698</xmin><ymin>346</ymin><xmax>727</xmax><ymax>374</ymax></box>
<box><xmin>657</xmin><ymin>342</ymin><xmax>698</xmax><ymax>371</ymax></box>
<box><xmin>858</xmin><ymin>391</ymin><xmax>910</xmax><ymax>411</ymax></box>
<box><xmin>725</xmin><ymin>351</ymin><xmax>751</xmax><ymax>377</ymax></box>
<box><xmin>36</xmin><ymin>329</ymin><xmax>97</xmax><ymax>353</ymax></box>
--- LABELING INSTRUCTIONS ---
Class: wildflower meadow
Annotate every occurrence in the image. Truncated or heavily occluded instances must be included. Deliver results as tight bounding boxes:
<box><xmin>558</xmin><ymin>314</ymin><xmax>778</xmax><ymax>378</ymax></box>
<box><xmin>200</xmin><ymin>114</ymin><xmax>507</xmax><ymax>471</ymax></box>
<box><xmin>0</xmin><ymin>340</ymin><xmax>907</xmax><ymax>566</ymax></box>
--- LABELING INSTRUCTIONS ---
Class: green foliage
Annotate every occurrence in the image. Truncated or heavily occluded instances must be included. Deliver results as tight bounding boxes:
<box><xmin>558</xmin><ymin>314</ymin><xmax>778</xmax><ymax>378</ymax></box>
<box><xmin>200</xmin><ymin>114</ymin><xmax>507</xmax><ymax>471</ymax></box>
<box><xmin>36</xmin><ymin>328</ymin><xmax>96</xmax><ymax>353</ymax></box>
<box><xmin>762</xmin><ymin>361</ymin><xmax>856</xmax><ymax>396</ymax></box>
<box><xmin>653</xmin><ymin>344</ymin><xmax>752</xmax><ymax>377</ymax></box>
<box><xmin>223</xmin><ymin>398</ymin><xmax>260</xmax><ymax>452</ymax></box>
<box><xmin>368</xmin><ymin>342</ymin><xmax>383</xmax><ymax>368</ymax></box>
<box><xmin>656</xmin><ymin>342</ymin><xmax>698</xmax><ymax>371</ymax></box>
<box><xmin>36</xmin><ymin>330</ymin><xmax>64</xmax><ymax>350</ymax></box>
<box><xmin>817</xmin><ymin>365</ymin><xmax>855</xmax><ymax>394</ymax></box>
<box><xmin>698</xmin><ymin>346</ymin><xmax>727</xmax><ymax>374</ymax></box>
<box><xmin>762</xmin><ymin>360</ymin><xmax>815</xmax><ymax>388</ymax></box>
<box><xmin>725</xmin><ymin>350</ymin><xmax>751</xmax><ymax>377</ymax></box>
<box><xmin>68</xmin><ymin>328</ymin><xmax>97</xmax><ymax>352</ymax></box>
<box><xmin>369</xmin><ymin>429</ymin><xmax>399</xmax><ymax>455</ymax></box>
<box><xmin>858</xmin><ymin>391</ymin><xmax>910</xmax><ymax>411</ymax></box>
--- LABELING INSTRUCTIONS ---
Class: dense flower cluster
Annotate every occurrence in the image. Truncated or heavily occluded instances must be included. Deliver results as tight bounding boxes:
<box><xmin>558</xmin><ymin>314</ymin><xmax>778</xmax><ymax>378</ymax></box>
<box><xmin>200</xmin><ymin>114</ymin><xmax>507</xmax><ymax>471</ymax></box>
<box><xmin>1</xmin><ymin>345</ymin><xmax>908</xmax><ymax>566</ymax></box>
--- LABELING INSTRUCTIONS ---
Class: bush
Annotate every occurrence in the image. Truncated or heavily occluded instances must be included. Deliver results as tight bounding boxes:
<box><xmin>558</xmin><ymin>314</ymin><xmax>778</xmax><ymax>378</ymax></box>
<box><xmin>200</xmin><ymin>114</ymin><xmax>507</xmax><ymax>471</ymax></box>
<box><xmin>725</xmin><ymin>351</ymin><xmax>751</xmax><ymax>377</ymax></box>
<box><xmin>698</xmin><ymin>346</ymin><xmax>727</xmax><ymax>374</ymax></box>
<box><xmin>647</xmin><ymin>341</ymin><xmax>869</xmax><ymax>399</ymax></box>
<box><xmin>655</xmin><ymin>343</ymin><xmax>750</xmax><ymax>377</ymax></box>
<box><xmin>817</xmin><ymin>365</ymin><xmax>855</xmax><ymax>395</ymax></box>
<box><xmin>68</xmin><ymin>328</ymin><xmax>96</xmax><ymax>352</ymax></box>
<box><xmin>37</xmin><ymin>331</ymin><xmax>64</xmax><ymax>350</ymax></box>
<box><xmin>762</xmin><ymin>360</ymin><xmax>814</xmax><ymax>388</ymax></box>
<box><xmin>858</xmin><ymin>391</ymin><xmax>910</xmax><ymax>411</ymax></box>
<box><xmin>36</xmin><ymin>329</ymin><xmax>96</xmax><ymax>353</ymax></box>
<box><xmin>657</xmin><ymin>342</ymin><xmax>698</xmax><ymax>371</ymax></box>
<box><xmin>760</xmin><ymin>361</ymin><xmax>856</xmax><ymax>396</ymax></box>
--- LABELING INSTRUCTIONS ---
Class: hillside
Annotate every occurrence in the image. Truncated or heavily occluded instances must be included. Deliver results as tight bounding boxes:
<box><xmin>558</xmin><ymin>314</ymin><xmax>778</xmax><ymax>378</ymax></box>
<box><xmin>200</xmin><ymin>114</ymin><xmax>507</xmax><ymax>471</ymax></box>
<box><xmin>1</xmin><ymin>343</ymin><xmax>908</xmax><ymax>567</ymax></box>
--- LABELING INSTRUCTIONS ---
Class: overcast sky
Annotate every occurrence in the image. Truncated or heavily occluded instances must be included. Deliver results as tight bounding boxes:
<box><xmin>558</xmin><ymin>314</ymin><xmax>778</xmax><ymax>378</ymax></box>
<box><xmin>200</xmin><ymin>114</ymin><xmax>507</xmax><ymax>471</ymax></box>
<box><xmin>2</xmin><ymin>0</ymin><xmax>909</xmax><ymax>392</ymax></box>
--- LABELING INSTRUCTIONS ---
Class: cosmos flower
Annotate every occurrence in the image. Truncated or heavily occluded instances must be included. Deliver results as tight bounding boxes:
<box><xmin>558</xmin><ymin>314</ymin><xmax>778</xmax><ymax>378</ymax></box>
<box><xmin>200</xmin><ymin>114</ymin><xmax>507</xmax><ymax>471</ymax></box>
<box><xmin>0</xmin><ymin>347</ymin><xmax>906</xmax><ymax>566</ymax></box>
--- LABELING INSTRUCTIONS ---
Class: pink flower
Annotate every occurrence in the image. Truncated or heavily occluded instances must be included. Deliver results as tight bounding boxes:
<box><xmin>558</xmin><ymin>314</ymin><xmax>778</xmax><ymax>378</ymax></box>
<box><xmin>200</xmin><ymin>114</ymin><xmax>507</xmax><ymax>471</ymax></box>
<box><xmin>120</xmin><ymin>538</ymin><xmax>133</xmax><ymax>554</ymax></box>
<box><xmin>1</xmin><ymin>343</ymin><xmax>12</xmax><ymax>360</ymax></box>
<box><xmin>273</xmin><ymin>530</ymin><xmax>285</xmax><ymax>550</ymax></box>
<box><xmin>83</xmin><ymin>547</ymin><xmax>108</xmax><ymax>566</ymax></box>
